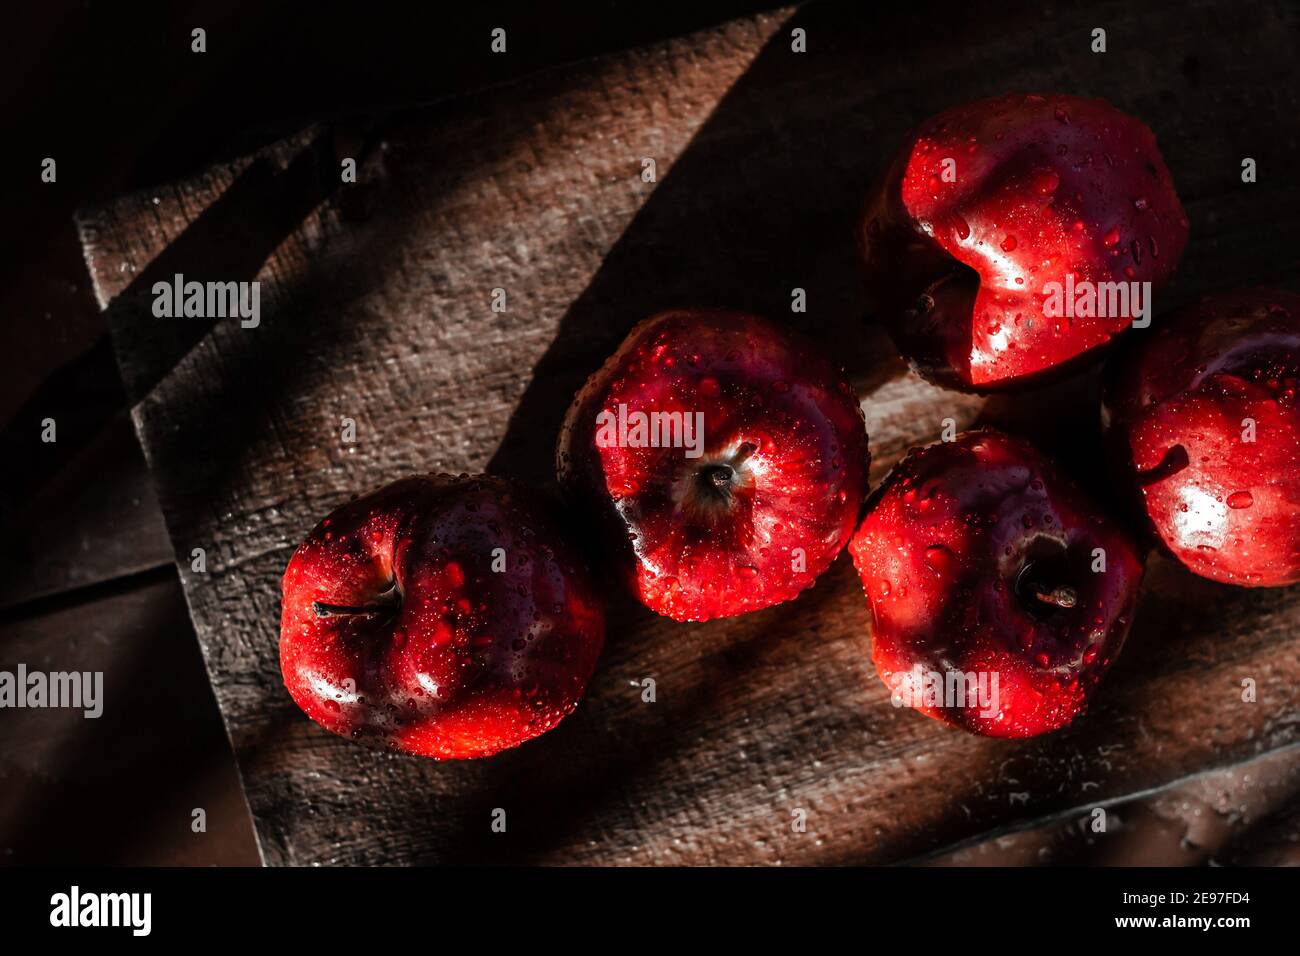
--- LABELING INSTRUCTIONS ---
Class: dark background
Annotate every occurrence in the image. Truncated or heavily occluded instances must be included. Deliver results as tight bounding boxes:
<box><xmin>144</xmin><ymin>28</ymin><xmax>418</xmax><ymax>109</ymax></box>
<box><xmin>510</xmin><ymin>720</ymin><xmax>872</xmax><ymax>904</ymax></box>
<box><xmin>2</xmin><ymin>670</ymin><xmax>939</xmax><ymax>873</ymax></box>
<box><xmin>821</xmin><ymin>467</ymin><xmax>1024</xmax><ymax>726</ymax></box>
<box><xmin>1</xmin><ymin>0</ymin><xmax>1297</xmax><ymax>865</ymax></box>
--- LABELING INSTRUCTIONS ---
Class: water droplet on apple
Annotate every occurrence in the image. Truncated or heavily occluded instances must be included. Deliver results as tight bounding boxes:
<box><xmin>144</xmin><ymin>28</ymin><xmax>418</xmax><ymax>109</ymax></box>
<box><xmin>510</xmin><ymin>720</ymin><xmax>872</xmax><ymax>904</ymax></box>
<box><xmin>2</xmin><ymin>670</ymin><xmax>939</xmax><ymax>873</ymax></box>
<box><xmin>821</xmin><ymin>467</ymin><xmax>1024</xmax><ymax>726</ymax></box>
<box><xmin>1032</xmin><ymin>169</ymin><xmax>1060</xmax><ymax>195</ymax></box>
<box><xmin>923</xmin><ymin>544</ymin><xmax>955</xmax><ymax>575</ymax></box>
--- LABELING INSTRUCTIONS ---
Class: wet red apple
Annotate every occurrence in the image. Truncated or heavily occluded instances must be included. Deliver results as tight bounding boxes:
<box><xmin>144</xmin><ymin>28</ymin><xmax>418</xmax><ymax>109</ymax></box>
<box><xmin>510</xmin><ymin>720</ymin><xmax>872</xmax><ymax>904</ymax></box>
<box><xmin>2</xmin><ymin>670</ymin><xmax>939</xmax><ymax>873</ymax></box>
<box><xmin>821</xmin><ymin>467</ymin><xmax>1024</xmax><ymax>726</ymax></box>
<box><xmin>860</xmin><ymin>92</ymin><xmax>1189</xmax><ymax>391</ymax></box>
<box><xmin>849</xmin><ymin>429</ymin><xmax>1145</xmax><ymax>737</ymax></box>
<box><xmin>1104</xmin><ymin>288</ymin><xmax>1300</xmax><ymax>586</ymax></box>
<box><xmin>280</xmin><ymin>474</ymin><xmax>605</xmax><ymax>759</ymax></box>
<box><xmin>557</xmin><ymin>309</ymin><xmax>869</xmax><ymax>622</ymax></box>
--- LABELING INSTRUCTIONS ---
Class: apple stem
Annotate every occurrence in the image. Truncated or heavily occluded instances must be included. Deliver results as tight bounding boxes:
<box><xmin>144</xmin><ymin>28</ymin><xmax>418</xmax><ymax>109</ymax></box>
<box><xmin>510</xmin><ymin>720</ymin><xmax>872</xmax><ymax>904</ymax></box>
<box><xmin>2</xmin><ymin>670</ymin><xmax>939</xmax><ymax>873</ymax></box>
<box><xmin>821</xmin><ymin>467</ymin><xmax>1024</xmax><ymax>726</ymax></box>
<box><xmin>312</xmin><ymin>601</ymin><xmax>385</xmax><ymax>617</ymax></box>
<box><xmin>313</xmin><ymin>580</ymin><xmax>401</xmax><ymax>619</ymax></box>
<box><xmin>1033</xmin><ymin>586</ymin><xmax>1078</xmax><ymax>609</ymax></box>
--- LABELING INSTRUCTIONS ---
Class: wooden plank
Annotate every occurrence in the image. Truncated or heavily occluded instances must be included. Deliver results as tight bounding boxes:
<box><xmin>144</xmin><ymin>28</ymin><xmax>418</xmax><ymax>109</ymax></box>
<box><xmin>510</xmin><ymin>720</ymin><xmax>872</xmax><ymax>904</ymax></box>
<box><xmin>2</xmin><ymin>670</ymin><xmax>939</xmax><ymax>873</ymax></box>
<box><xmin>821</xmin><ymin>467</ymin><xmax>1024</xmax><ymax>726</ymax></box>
<box><xmin>0</xmin><ymin>574</ymin><xmax>260</xmax><ymax>865</ymax></box>
<box><xmin>924</xmin><ymin>743</ymin><xmax>1300</xmax><ymax>865</ymax></box>
<box><xmin>0</xmin><ymin>411</ymin><xmax>173</xmax><ymax>609</ymax></box>
<box><xmin>0</xmin><ymin>216</ymin><xmax>175</xmax><ymax>608</ymax></box>
<box><xmin>78</xmin><ymin>0</ymin><xmax>1300</xmax><ymax>865</ymax></box>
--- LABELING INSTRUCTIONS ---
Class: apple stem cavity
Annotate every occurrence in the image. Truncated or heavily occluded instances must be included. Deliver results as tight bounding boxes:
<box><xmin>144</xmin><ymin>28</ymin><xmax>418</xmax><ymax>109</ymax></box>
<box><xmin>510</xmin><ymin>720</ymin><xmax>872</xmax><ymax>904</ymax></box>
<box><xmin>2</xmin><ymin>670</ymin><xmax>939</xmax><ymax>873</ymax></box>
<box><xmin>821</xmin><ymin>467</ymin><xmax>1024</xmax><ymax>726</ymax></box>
<box><xmin>702</xmin><ymin>464</ymin><xmax>736</xmax><ymax>495</ymax></box>
<box><xmin>694</xmin><ymin>442</ymin><xmax>759</xmax><ymax>506</ymax></box>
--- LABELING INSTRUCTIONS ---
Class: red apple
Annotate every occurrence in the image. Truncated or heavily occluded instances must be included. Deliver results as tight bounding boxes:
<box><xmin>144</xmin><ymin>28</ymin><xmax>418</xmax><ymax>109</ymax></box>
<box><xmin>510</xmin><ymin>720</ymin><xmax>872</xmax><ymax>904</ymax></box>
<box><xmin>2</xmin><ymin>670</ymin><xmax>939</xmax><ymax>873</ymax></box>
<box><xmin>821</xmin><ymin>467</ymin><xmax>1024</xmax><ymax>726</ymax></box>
<box><xmin>1104</xmin><ymin>288</ymin><xmax>1300</xmax><ymax>586</ymax></box>
<box><xmin>280</xmin><ymin>474</ymin><xmax>605</xmax><ymax>759</ymax></box>
<box><xmin>859</xmin><ymin>92</ymin><xmax>1189</xmax><ymax>391</ymax></box>
<box><xmin>848</xmin><ymin>429</ymin><xmax>1145</xmax><ymax>737</ymax></box>
<box><xmin>557</xmin><ymin>309</ymin><xmax>869</xmax><ymax>622</ymax></box>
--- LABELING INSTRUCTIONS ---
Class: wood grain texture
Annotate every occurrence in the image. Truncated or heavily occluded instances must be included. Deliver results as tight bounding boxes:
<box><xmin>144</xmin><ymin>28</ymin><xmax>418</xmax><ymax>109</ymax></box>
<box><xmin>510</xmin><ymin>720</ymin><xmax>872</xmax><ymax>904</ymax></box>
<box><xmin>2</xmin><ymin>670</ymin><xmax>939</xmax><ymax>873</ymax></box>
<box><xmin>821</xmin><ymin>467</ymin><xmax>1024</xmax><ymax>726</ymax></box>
<box><xmin>77</xmin><ymin>0</ymin><xmax>1300</xmax><ymax>865</ymax></box>
<box><xmin>925</xmin><ymin>743</ymin><xmax>1300</xmax><ymax>865</ymax></box>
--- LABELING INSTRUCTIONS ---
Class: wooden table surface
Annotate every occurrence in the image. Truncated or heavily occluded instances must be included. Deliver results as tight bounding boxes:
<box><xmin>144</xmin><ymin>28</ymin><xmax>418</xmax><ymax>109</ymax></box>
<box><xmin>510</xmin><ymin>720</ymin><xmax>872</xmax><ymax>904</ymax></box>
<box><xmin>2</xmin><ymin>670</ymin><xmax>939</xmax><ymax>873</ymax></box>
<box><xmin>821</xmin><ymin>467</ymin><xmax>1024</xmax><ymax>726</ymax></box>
<box><xmin>77</xmin><ymin>0</ymin><xmax>1300</xmax><ymax>865</ymax></box>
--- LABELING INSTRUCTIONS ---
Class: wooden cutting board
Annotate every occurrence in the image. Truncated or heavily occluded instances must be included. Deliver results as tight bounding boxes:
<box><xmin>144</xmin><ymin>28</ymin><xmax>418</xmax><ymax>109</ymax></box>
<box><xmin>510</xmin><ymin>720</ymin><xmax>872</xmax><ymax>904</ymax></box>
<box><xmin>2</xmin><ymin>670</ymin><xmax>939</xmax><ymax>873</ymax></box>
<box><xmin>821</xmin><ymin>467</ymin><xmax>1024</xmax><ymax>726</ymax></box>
<box><xmin>77</xmin><ymin>0</ymin><xmax>1300</xmax><ymax>865</ymax></box>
